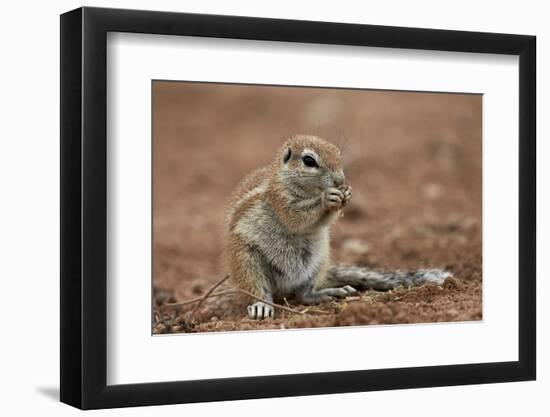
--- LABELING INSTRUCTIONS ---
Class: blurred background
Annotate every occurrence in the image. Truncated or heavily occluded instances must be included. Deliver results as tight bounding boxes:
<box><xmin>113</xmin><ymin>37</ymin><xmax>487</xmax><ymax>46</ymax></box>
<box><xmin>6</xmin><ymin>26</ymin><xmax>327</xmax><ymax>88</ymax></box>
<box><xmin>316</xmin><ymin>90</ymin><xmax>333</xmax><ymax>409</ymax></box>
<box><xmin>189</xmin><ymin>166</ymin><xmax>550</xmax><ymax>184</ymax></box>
<box><xmin>153</xmin><ymin>81</ymin><xmax>482</xmax><ymax>332</ymax></box>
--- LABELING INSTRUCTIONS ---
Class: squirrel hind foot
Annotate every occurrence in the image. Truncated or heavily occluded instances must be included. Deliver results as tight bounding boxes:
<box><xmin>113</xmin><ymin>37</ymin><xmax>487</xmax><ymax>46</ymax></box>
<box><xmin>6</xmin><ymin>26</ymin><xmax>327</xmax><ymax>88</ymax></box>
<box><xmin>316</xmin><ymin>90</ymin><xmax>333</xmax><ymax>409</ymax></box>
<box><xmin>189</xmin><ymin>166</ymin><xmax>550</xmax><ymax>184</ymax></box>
<box><xmin>297</xmin><ymin>285</ymin><xmax>359</xmax><ymax>305</ymax></box>
<box><xmin>247</xmin><ymin>302</ymin><xmax>275</xmax><ymax>320</ymax></box>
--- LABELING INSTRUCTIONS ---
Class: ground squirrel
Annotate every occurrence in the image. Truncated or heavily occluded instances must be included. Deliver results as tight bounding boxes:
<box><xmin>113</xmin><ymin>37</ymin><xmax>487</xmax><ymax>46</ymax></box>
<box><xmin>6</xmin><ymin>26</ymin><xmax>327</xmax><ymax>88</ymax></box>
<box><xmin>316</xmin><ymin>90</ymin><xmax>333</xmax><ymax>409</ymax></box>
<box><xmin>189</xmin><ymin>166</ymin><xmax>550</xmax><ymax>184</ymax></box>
<box><xmin>224</xmin><ymin>134</ymin><xmax>451</xmax><ymax>319</ymax></box>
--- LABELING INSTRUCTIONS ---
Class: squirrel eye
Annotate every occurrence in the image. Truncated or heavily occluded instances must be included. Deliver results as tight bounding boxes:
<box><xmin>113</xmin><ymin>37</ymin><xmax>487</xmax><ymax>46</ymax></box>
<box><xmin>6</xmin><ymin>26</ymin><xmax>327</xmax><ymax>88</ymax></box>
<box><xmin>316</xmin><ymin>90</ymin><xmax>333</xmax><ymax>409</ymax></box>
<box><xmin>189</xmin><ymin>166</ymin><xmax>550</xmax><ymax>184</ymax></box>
<box><xmin>302</xmin><ymin>155</ymin><xmax>319</xmax><ymax>168</ymax></box>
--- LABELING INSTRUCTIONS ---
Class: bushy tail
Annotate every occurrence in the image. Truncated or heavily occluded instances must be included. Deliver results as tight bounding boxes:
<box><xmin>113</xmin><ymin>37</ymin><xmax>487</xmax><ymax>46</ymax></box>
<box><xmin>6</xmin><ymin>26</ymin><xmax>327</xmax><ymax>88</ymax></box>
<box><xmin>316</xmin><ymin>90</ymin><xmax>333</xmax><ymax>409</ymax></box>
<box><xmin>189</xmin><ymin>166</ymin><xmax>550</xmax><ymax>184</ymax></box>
<box><xmin>324</xmin><ymin>265</ymin><xmax>452</xmax><ymax>291</ymax></box>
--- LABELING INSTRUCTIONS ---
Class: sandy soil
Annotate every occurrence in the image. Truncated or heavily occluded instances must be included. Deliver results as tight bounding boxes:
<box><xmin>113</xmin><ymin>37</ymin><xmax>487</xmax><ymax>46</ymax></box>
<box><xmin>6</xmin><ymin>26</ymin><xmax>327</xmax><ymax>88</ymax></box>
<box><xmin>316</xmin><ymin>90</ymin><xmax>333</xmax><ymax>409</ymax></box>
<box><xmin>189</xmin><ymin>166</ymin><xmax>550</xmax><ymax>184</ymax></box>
<box><xmin>152</xmin><ymin>81</ymin><xmax>482</xmax><ymax>334</ymax></box>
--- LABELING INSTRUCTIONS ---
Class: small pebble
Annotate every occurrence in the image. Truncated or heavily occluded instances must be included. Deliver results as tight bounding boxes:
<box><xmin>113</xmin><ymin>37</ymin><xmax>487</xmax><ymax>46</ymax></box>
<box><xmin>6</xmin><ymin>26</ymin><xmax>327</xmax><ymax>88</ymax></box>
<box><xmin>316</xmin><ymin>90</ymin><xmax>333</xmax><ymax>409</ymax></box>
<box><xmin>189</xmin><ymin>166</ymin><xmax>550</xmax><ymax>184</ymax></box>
<box><xmin>192</xmin><ymin>284</ymin><xmax>204</xmax><ymax>295</ymax></box>
<box><xmin>341</xmin><ymin>238</ymin><xmax>370</xmax><ymax>256</ymax></box>
<box><xmin>422</xmin><ymin>182</ymin><xmax>444</xmax><ymax>200</ymax></box>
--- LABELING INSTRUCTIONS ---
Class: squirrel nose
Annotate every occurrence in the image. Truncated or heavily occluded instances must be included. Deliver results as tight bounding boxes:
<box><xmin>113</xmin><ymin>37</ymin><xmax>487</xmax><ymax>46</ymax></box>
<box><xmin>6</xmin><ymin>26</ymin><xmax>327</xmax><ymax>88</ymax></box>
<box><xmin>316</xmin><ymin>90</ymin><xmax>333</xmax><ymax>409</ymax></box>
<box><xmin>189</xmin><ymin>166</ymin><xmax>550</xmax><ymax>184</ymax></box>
<box><xmin>333</xmin><ymin>171</ymin><xmax>345</xmax><ymax>187</ymax></box>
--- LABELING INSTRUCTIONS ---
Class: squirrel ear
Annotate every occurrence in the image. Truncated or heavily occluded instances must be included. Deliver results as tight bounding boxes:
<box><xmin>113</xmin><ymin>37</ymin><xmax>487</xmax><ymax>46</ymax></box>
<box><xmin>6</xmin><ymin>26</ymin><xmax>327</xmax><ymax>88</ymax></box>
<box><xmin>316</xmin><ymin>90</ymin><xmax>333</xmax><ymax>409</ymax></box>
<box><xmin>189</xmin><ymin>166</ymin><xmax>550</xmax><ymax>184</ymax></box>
<box><xmin>283</xmin><ymin>148</ymin><xmax>292</xmax><ymax>164</ymax></box>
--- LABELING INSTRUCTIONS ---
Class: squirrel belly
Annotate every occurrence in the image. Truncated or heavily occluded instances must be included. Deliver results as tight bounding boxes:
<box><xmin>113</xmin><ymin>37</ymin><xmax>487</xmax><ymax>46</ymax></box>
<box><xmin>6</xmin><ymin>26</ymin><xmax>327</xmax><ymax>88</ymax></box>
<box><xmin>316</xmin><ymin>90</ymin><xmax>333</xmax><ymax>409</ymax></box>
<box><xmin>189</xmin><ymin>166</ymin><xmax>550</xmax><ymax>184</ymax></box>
<box><xmin>224</xmin><ymin>167</ymin><xmax>330</xmax><ymax>299</ymax></box>
<box><xmin>223</xmin><ymin>135</ymin><xmax>451</xmax><ymax>320</ymax></box>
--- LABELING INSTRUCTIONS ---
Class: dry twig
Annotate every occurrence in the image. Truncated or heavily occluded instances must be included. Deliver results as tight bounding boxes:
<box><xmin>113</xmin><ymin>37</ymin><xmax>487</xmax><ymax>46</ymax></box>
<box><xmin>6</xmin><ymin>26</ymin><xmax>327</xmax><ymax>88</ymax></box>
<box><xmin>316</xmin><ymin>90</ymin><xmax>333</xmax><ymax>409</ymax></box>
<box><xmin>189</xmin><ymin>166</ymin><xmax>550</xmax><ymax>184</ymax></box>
<box><xmin>171</xmin><ymin>274</ymin><xmax>337</xmax><ymax>327</ymax></box>
<box><xmin>163</xmin><ymin>289</ymin><xmax>235</xmax><ymax>308</ymax></box>
<box><xmin>186</xmin><ymin>274</ymin><xmax>230</xmax><ymax>324</ymax></box>
<box><xmin>300</xmin><ymin>306</ymin><xmax>332</xmax><ymax>315</ymax></box>
<box><xmin>231</xmin><ymin>287</ymin><xmax>306</xmax><ymax>316</ymax></box>
<box><xmin>391</xmin><ymin>291</ymin><xmax>417</xmax><ymax>302</ymax></box>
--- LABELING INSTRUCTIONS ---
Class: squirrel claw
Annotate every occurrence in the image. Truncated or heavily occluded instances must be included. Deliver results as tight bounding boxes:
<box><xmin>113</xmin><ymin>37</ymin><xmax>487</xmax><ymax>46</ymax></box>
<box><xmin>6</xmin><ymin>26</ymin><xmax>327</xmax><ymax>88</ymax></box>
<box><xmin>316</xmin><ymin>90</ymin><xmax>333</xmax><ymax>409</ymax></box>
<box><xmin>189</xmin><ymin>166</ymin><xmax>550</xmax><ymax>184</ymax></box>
<box><xmin>339</xmin><ymin>185</ymin><xmax>352</xmax><ymax>206</ymax></box>
<box><xmin>247</xmin><ymin>302</ymin><xmax>274</xmax><ymax>320</ymax></box>
<box><xmin>324</xmin><ymin>187</ymin><xmax>345</xmax><ymax>211</ymax></box>
<box><xmin>341</xmin><ymin>285</ymin><xmax>358</xmax><ymax>295</ymax></box>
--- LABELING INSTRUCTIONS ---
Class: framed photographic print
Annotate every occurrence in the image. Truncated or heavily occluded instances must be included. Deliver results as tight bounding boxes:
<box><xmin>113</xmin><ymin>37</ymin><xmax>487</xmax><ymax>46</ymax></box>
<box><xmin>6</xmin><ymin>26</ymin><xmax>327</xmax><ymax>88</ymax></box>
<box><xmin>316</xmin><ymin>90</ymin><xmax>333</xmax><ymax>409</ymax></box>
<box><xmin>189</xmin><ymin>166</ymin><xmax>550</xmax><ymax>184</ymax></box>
<box><xmin>60</xmin><ymin>6</ymin><xmax>536</xmax><ymax>410</ymax></box>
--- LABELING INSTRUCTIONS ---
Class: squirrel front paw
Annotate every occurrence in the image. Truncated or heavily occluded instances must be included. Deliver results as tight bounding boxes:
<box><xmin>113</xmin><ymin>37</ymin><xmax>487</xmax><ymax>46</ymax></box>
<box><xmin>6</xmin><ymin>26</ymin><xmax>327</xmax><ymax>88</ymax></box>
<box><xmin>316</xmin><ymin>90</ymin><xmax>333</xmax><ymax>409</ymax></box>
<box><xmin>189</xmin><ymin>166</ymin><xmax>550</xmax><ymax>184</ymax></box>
<box><xmin>323</xmin><ymin>185</ymin><xmax>352</xmax><ymax>210</ymax></box>
<box><xmin>339</xmin><ymin>185</ymin><xmax>352</xmax><ymax>207</ymax></box>
<box><xmin>323</xmin><ymin>187</ymin><xmax>344</xmax><ymax>210</ymax></box>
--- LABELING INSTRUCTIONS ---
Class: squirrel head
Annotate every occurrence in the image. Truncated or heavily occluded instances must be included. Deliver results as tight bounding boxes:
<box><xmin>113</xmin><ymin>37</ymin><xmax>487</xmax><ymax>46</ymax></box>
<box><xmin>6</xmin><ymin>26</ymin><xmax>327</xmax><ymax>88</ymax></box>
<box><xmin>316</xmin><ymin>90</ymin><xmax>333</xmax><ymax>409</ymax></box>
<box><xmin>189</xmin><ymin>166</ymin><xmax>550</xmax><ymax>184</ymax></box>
<box><xmin>275</xmin><ymin>134</ymin><xmax>345</xmax><ymax>195</ymax></box>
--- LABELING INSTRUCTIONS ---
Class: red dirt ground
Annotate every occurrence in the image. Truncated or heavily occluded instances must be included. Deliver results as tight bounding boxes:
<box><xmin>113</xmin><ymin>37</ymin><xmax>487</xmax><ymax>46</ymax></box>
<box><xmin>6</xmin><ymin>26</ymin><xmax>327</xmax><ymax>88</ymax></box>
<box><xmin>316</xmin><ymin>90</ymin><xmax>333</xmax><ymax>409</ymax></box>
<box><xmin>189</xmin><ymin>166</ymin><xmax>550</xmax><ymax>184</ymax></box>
<box><xmin>152</xmin><ymin>82</ymin><xmax>482</xmax><ymax>334</ymax></box>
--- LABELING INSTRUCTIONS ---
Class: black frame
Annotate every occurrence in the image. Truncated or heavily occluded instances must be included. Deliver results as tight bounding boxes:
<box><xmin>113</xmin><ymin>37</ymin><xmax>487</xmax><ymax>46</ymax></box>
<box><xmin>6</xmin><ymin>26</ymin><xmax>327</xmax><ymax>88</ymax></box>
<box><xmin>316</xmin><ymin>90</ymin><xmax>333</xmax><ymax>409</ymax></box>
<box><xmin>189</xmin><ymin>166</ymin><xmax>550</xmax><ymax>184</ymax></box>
<box><xmin>60</xmin><ymin>6</ymin><xmax>536</xmax><ymax>410</ymax></box>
